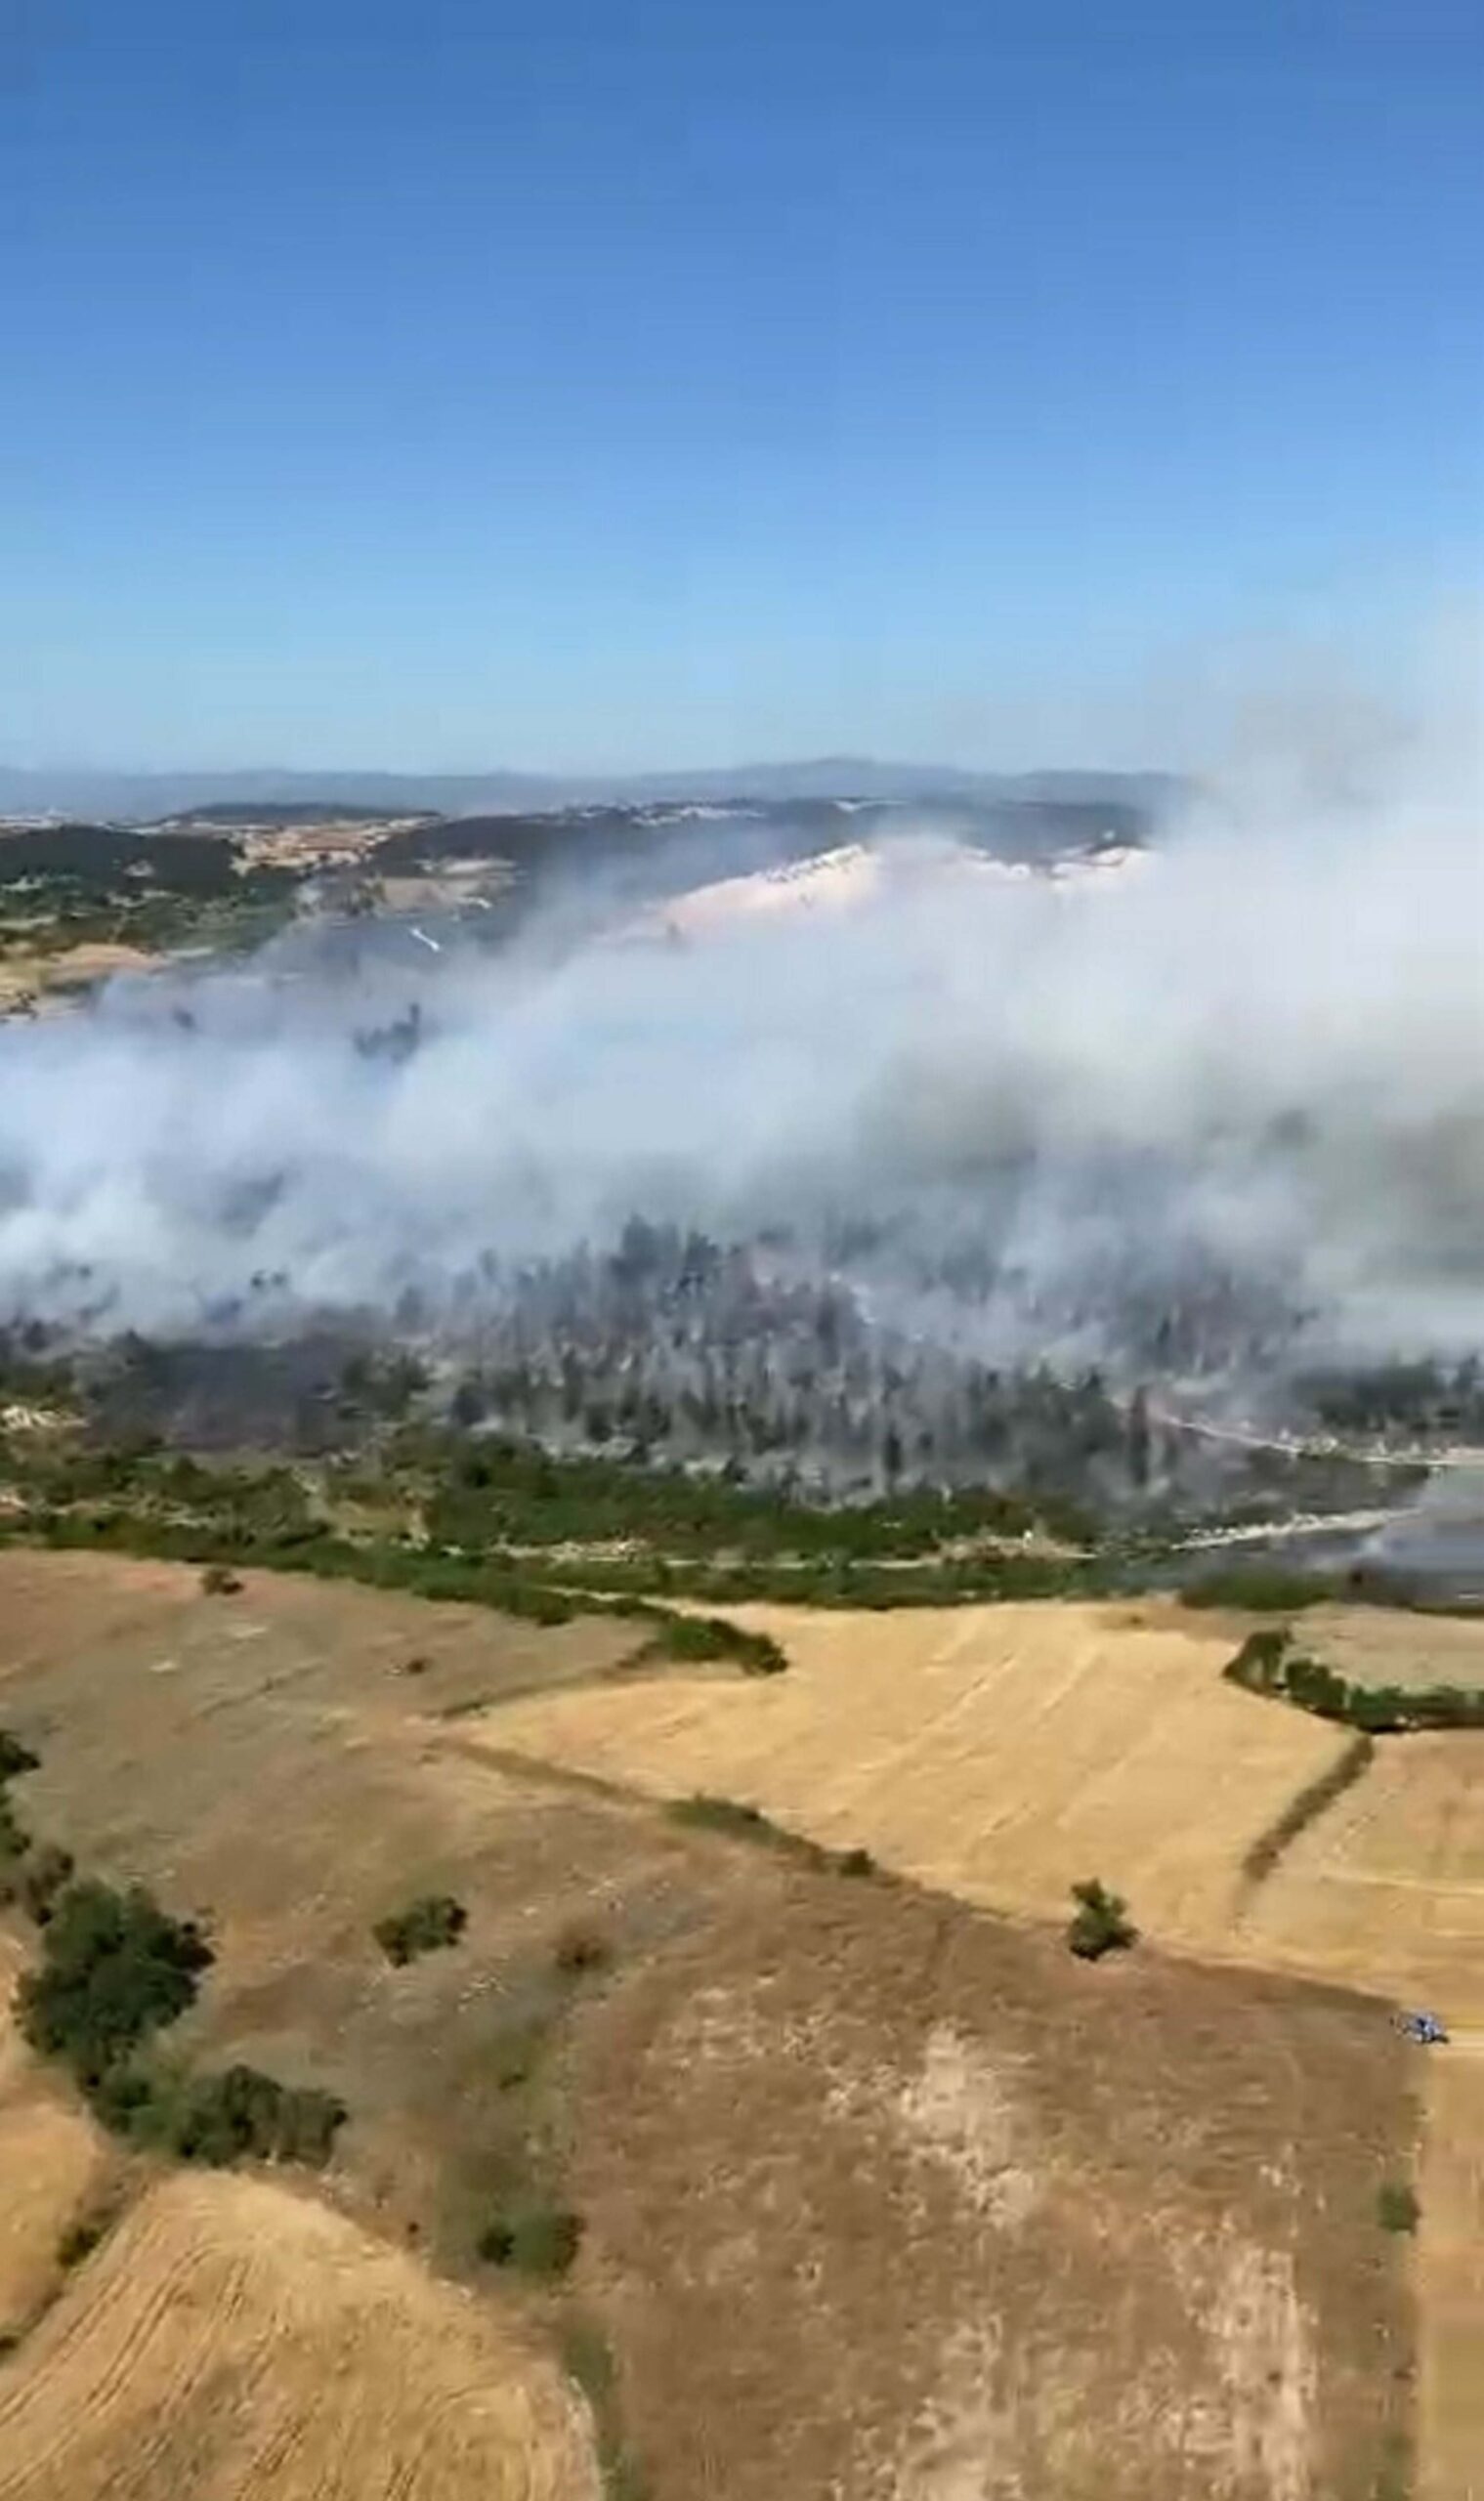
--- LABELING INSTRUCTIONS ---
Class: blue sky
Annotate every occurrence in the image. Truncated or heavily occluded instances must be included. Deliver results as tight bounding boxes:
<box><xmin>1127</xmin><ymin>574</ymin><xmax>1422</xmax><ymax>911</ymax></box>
<box><xmin>3</xmin><ymin>0</ymin><xmax>1480</xmax><ymax>772</ymax></box>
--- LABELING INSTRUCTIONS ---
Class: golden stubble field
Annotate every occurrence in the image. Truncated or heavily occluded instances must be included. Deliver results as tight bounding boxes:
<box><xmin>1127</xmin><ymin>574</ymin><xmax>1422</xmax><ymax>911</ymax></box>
<box><xmin>484</xmin><ymin>1596</ymin><xmax>1484</xmax><ymax>2012</ymax></box>
<box><xmin>0</xmin><ymin>2166</ymin><xmax>599</xmax><ymax>2501</ymax></box>
<box><xmin>480</xmin><ymin>1600</ymin><xmax>1344</xmax><ymax>1954</ymax></box>
<box><xmin>0</xmin><ymin>1553</ymin><xmax>1432</xmax><ymax>2499</ymax></box>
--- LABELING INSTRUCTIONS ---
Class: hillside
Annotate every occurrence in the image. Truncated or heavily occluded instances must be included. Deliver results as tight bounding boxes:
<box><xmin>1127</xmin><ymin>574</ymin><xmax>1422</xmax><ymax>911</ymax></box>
<box><xmin>0</xmin><ymin>1550</ymin><xmax>1427</xmax><ymax>2498</ymax></box>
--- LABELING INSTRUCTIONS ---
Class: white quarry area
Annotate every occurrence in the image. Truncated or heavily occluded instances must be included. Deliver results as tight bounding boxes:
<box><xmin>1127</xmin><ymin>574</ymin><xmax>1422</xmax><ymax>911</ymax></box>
<box><xmin>621</xmin><ymin>832</ymin><xmax>1148</xmax><ymax>943</ymax></box>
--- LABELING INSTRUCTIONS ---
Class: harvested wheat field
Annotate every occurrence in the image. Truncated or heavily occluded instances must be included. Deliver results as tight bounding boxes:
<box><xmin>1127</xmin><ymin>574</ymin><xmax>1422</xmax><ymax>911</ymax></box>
<box><xmin>0</xmin><ymin>2171</ymin><xmax>599</xmax><ymax>2501</ymax></box>
<box><xmin>1419</xmin><ymin>2049</ymin><xmax>1484</xmax><ymax>2501</ymax></box>
<box><xmin>1237</xmin><ymin>1733</ymin><xmax>1484</xmax><ymax>2015</ymax></box>
<box><xmin>0</xmin><ymin>1935</ymin><xmax>112</xmax><ymax>2345</ymax></box>
<box><xmin>1300</xmin><ymin>1602</ymin><xmax>1484</xmax><ymax>1693</ymax></box>
<box><xmin>480</xmin><ymin>1598</ymin><xmax>1348</xmax><ymax>1952</ymax></box>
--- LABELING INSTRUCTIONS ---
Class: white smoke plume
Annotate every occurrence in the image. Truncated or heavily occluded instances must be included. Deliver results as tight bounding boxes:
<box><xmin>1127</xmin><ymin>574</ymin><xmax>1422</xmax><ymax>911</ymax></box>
<box><xmin>0</xmin><ymin>708</ymin><xmax>1480</xmax><ymax>1386</ymax></box>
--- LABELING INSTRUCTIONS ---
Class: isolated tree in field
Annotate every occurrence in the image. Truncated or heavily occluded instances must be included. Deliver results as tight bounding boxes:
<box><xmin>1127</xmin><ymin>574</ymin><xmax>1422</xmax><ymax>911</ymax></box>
<box><xmin>372</xmin><ymin>1893</ymin><xmax>468</xmax><ymax>1967</ymax></box>
<box><xmin>1066</xmin><ymin>1877</ymin><xmax>1137</xmax><ymax>1961</ymax></box>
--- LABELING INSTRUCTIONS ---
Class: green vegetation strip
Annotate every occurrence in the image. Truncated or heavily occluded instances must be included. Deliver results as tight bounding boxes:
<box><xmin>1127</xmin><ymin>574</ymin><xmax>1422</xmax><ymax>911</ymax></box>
<box><xmin>1223</xmin><ymin>1628</ymin><xmax>1484</xmax><ymax>1732</ymax></box>
<box><xmin>0</xmin><ymin>1489</ymin><xmax>787</xmax><ymax>1673</ymax></box>
<box><xmin>666</xmin><ymin>1793</ymin><xmax>875</xmax><ymax>1878</ymax></box>
<box><xmin>561</xmin><ymin>2318</ymin><xmax>652</xmax><ymax>2501</ymax></box>
<box><xmin>0</xmin><ymin>1725</ymin><xmax>344</xmax><ymax>2170</ymax></box>
<box><xmin>1240</xmin><ymin>1734</ymin><xmax>1376</xmax><ymax>1886</ymax></box>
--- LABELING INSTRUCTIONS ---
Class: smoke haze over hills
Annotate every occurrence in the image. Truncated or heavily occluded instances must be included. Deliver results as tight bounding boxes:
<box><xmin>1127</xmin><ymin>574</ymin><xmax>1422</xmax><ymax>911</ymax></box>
<box><xmin>0</xmin><ymin>708</ymin><xmax>1479</xmax><ymax>1420</ymax></box>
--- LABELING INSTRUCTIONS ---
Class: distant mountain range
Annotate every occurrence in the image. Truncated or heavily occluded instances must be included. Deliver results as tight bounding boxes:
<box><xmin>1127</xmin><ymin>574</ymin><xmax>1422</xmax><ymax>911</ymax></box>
<box><xmin>0</xmin><ymin>759</ymin><xmax>1187</xmax><ymax>824</ymax></box>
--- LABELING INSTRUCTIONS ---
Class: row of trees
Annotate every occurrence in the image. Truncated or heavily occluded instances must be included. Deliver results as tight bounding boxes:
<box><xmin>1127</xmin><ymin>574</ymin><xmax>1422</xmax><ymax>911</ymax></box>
<box><xmin>0</xmin><ymin>1722</ymin><xmax>345</xmax><ymax>2171</ymax></box>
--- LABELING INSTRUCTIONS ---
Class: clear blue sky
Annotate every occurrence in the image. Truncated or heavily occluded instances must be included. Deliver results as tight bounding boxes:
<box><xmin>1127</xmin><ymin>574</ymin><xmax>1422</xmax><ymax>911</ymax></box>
<box><xmin>3</xmin><ymin>0</ymin><xmax>1480</xmax><ymax>772</ymax></box>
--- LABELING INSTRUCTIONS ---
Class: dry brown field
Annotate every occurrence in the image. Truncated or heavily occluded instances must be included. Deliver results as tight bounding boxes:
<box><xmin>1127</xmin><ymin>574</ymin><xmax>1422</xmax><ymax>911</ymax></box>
<box><xmin>0</xmin><ymin>1553</ymin><xmax>1433</xmax><ymax>2498</ymax></box>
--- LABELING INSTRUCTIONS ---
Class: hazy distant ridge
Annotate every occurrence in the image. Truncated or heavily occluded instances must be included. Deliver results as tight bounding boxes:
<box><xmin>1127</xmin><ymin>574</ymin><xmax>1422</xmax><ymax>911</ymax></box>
<box><xmin>0</xmin><ymin>759</ymin><xmax>1186</xmax><ymax>822</ymax></box>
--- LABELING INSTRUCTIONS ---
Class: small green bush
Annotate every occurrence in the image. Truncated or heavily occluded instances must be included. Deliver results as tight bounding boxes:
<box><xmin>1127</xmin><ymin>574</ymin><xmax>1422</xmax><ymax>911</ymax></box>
<box><xmin>170</xmin><ymin>2062</ymin><xmax>347</xmax><ymax>2168</ymax></box>
<box><xmin>1184</xmin><ymin>1568</ymin><xmax>1331</xmax><ymax>1612</ymax></box>
<box><xmin>18</xmin><ymin>1843</ymin><xmax>76</xmax><ymax>1927</ymax></box>
<box><xmin>666</xmin><ymin>1793</ymin><xmax>875</xmax><ymax>1879</ymax></box>
<box><xmin>1378</xmin><ymin>2181</ymin><xmax>1420</xmax><ymax>2233</ymax></box>
<box><xmin>666</xmin><ymin>1794</ymin><xmax>773</xmax><ymax>1841</ymax></box>
<box><xmin>56</xmin><ymin>2216</ymin><xmax>106</xmax><ymax>2269</ymax></box>
<box><xmin>1067</xmin><ymin>1878</ymin><xmax>1137</xmax><ymax>1962</ymax></box>
<box><xmin>0</xmin><ymin>1790</ymin><xmax>30</xmax><ymax>1864</ymax></box>
<box><xmin>0</xmin><ymin>1730</ymin><xmax>40</xmax><ymax>1781</ymax></box>
<box><xmin>478</xmin><ymin>2202</ymin><xmax>583</xmax><ymax>2277</ymax></box>
<box><xmin>644</xmin><ymin>1612</ymin><xmax>787</xmax><ymax>1675</ymax></box>
<box><xmin>372</xmin><ymin>1892</ymin><xmax>468</xmax><ymax>1968</ymax></box>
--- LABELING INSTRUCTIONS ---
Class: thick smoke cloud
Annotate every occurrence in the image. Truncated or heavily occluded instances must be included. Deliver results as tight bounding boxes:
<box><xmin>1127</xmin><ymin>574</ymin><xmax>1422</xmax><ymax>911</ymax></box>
<box><xmin>0</xmin><ymin>738</ymin><xmax>1480</xmax><ymax>1392</ymax></box>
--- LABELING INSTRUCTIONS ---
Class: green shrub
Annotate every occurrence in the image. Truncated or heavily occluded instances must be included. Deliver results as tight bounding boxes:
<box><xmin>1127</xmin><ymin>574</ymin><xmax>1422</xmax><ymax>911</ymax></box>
<box><xmin>18</xmin><ymin>1843</ymin><xmax>76</xmax><ymax>1926</ymax></box>
<box><xmin>1222</xmin><ymin>1629</ymin><xmax>1291</xmax><ymax>1689</ymax></box>
<box><xmin>83</xmin><ymin>2061</ymin><xmax>164</xmax><ymax>2140</ymax></box>
<box><xmin>1223</xmin><ymin>1625</ymin><xmax>1484</xmax><ymax>1734</ymax></box>
<box><xmin>1184</xmin><ymin>1568</ymin><xmax>1331</xmax><ymax>1612</ymax></box>
<box><xmin>1066</xmin><ymin>1878</ymin><xmax>1137</xmax><ymax>1962</ymax></box>
<box><xmin>56</xmin><ymin>2215</ymin><xmax>106</xmax><ymax>2269</ymax></box>
<box><xmin>644</xmin><ymin>1612</ymin><xmax>787</xmax><ymax>1674</ymax></box>
<box><xmin>372</xmin><ymin>1892</ymin><xmax>468</xmax><ymax>1967</ymax></box>
<box><xmin>1378</xmin><ymin>2180</ymin><xmax>1420</xmax><ymax>2233</ymax></box>
<box><xmin>86</xmin><ymin>2057</ymin><xmax>346</xmax><ymax>2168</ymax></box>
<box><xmin>17</xmin><ymin>1881</ymin><xmax>213</xmax><ymax>2083</ymax></box>
<box><xmin>666</xmin><ymin>1793</ymin><xmax>875</xmax><ymax>1878</ymax></box>
<box><xmin>666</xmin><ymin>1794</ymin><xmax>774</xmax><ymax>1842</ymax></box>
<box><xmin>0</xmin><ymin>1789</ymin><xmax>29</xmax><ymax>1865</ymax></box>
<box><xmin>171</xmin><ymin>2062</ymin><xmax>347</xmax><ymax>2168</ymax></box>
<box><xmin>478</xmin><ymin>2202</ymin><xmax>582</xmax><ymax>2277</ymax></box>
<box><xmin>0</xmin><ymin>1730</ymin><xmax>40</xmax><ymax>1781</ymax></box>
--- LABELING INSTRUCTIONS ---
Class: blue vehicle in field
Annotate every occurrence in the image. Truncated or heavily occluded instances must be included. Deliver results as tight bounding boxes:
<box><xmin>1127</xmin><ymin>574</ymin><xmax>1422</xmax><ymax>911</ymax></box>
<box><xmin>1395</xmin><ymin>2010</ymin><xmax>1450</xmax><ymax>2046</ymax></box>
